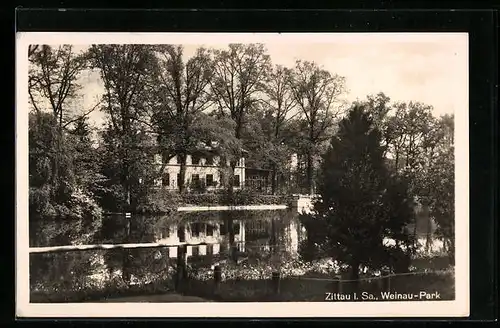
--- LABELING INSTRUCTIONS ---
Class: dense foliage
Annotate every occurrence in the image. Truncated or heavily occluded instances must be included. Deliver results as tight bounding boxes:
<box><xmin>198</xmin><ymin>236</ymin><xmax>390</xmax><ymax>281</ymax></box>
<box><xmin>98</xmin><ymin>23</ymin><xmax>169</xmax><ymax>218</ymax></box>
<box><xmin>300</xmin><ymin>106</ymin><xmax>417</xmax><ymax>279</ymax></box>
<box><xmin>28</xmin><ymin>44</ymin><xmax>455</xmax><ymax>300</ymax></box>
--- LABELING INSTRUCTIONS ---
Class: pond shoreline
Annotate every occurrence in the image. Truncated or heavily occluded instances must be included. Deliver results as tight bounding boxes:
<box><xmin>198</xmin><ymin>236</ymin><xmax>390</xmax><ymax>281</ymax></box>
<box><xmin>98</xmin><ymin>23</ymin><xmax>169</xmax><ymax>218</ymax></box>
<box><xmin>30</xmin><ymin>267</ymin><xmax>455</xmax><ymax>303</ymax></box>
<box><xmin>178</xmin><ymin>204</ymin><xmax>289</xmax><ymax>212</ymax></box>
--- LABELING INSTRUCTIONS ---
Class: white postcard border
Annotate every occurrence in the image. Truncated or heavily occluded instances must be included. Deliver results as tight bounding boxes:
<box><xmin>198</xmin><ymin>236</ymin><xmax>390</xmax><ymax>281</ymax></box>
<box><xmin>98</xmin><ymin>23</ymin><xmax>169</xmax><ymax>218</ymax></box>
<box><xmin>15</xmin><ymin>32</ymin><xmax>469</xmax><ymax>318</ymax></box>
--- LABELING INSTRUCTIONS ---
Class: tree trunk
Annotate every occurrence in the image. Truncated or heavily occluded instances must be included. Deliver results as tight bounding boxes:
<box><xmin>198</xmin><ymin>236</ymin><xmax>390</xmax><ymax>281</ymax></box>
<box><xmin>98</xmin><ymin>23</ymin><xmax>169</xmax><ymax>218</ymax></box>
<box><xmin>227</xmin><ymin>159</ymin><xmax>237</xmax><ymax>198</ymax></box>
<box><xmin>306</xmin><ymin>151</ymin><xmax>314</xmax><ymax>195</ymax></box>
<box><xmin>178</xmin><ymin>153</ymin><xmax>187</xmax><ymax>193</ymax></box>
<box><xmin>225</xmin><ymin>160</ymin><xmax>238</xmax><ymax>263</ymax></box>
<box><xmin>121</xmin><ymin>128</ymin><xmax>132</xmax><ymax>287</ymax></box>
<box><xmin>424</xmin><ymin>206</ymin><xmax>433</xmax><ymax>253</ymax></box>
<box><xmin>59</xmin><ymin>107</ymin><xmax>63</xmax><ymax>131</ymax></box>
<box><xmin>349</xmin><ymin>259</ymin><xmax>360</xmax><ymax>293</ymax></box>
<box><xmin>271</xmin><ymin>163</ymin><xmax>277</xmax><ymax>195</ymax></box>
<box><xmin>412</xmin><ymin>203</ymin><xmax>419</xmax><ymax>249</ymax></box>
<box><xmin>270</xmin><ymin>219</ymin><xmax>277</xmax><ymax>254</ymax></box>
<box><xmin>175</xmin><ymin>245</ymin><xmax>187</xmax><ymax>291</ymax></box>
<box><xmin>122</xmin><ymin>218</ymin><xmax>131</xmax><ymax>286</ymax></box>
<box><xmin>448</xmin><ymin>238</ymin><xmax>455</xmax><ymax>265</ymax></box>
<box><xmin>224</xmin><ymin>213</ymin><xmax>237</xmax><ymax>263</ymax></box>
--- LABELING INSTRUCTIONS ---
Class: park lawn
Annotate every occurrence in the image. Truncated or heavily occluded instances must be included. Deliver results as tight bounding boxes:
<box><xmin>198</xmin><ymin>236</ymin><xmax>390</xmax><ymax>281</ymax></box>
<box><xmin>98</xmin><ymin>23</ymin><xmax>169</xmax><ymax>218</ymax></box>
<box><xmin>180</xmin><ymin>270</ymin><xmax>455</xmax><ymax>302</ymax></box>
<box><xmin>30</xmin><ymin>256</ymin><xmax>454</xmax><ymax>303</ymax></box>
<box><xmin>93</xmin><ymin>293</ymin><xmax>211</xmax><ymax>303</ymax></box>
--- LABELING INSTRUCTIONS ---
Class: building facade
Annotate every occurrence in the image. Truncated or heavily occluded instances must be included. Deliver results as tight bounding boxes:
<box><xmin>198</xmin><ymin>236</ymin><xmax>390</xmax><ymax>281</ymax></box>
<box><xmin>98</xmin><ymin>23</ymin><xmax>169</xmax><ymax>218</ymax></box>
<box><xmin>153</xmin><ymin>154</ymin><xmax>246</xmax><ymax>191</ymax></box>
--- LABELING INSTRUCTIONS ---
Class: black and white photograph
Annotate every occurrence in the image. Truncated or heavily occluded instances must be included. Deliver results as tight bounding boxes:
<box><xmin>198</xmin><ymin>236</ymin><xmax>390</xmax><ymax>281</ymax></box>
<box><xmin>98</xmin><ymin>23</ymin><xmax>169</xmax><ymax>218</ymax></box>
<box><xmin>16</xmin><ymin>32</ymin><xmax>469</xmax><ymax>317</ymax></box>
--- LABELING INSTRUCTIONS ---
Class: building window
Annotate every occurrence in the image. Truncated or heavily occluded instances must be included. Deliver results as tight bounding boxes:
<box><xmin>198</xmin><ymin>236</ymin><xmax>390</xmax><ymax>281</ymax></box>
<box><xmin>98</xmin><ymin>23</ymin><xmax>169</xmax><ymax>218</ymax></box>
<box><xmin>234</xmin><ymin>223</ymin><xmax>240</xmax><ymax>235</ymax></box>
<box><xmin>206</xmin><ymin>224</ymin><xmax>214</xmax><ymax>236</ymax></box>
<box><xmin>159</xmin><ymin>227</ymin><xmax>170</xmax><ymax>239</ymax></box>
<box><xmin>233</xmin><ymin>175</ymin><xmax>240</xmax><ymax>187</ymax></box>
<box><xmin>207</xmin><ymin>244</ymin><xmax>214</xmax><ymax>255</ymax></box>
<box><xmin>220</xmin><ymin>223</ymin><xmax>226</xmax><ymax>236</ymax></box>
<box><xmin>177</xmin><ymin>226</ymin><xmax>185</xmax><ymax>242</ymax></box>
<box><xmin>191</xmin><ymin>154</ymin><xmax>201</xmax><ymax>165</ymax></box>
<box><xmin>162</xmin><ymin>153</ymin><xmax>170</xmax><ymax>164</ymax></box>
<box><xmin>191</xmin><ymin>174</ymin><xmax>200</xmax><ymax>188</ymax></box>
<box><xmin>162</xmin><ymin>173</ymin><xmax>170</xmax><ymax>186</ymax></box>
<box><xmin>206</xmin><ymin>174</ymin><xmax>214</xmax><ymax>187</ymax></box>
<box><xmin>191</xmin><ymin>223</ymin><xmax>201</xmax><ymax>237</ymax></box>
<box><xmin>206</xmin><ymin>155</ymin><xmax>214</xmax><ymax>165</ymax></box>
<box><xmin>192</xmin><ymin>246</ymin><xmax>199</xmax><ymax>257</ymax></box>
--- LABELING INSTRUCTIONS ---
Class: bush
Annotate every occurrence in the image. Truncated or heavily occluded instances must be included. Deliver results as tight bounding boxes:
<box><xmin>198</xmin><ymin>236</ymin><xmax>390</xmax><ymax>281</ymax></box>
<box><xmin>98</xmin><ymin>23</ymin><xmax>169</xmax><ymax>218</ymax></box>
<box><xmin>135</xmin><ymin>189</ymin><xmax>180</xmax><ymax>214</ymax></box>
<box><xmin>179</xmin><ymin>190</ymin><xmax>290</xmax><ymax>207</ymax></box>
<box><xmin>180</xmin><ymin>193</ymin><xmax>222</xmax><ymax>206</ymax></box>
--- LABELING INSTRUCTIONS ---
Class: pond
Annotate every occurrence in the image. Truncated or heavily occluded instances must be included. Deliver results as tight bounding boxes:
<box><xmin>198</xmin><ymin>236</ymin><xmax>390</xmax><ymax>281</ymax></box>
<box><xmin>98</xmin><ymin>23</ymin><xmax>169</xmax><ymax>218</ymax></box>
<box><xmin>29</xmin><ymin>208</ymin><xmax>307</xmax><ymax>298</ymax></box>
<box><xmin>29</xmin><ymin>208</ymin><xmax>454</xmax><ymax>303</ymax></box>
<box><xmin>97</xmin><ymin>208</ymin><xmax>304</xmax><ymax>257</ymax></box>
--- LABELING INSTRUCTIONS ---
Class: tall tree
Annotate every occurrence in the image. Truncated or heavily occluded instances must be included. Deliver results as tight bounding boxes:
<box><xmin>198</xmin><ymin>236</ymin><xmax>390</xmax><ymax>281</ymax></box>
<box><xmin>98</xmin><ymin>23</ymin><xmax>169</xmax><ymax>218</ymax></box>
<box><xmin>385</xmin><ymin>102</ymin><xmax>434</xmax><ymax>176</ymax></box>
<box><xmin>66</xmin><ymin>116</ymin><xmax>105</xmax><ymax>196</ymax></box>
<box><xmin>241</xmin><ymin>106</ymin><xmax>294</xmax><ymax>194</ymax></box>
<box><xmin>28</xmin><ymin>44</ymin><xmax>103</xmax><ymax>249</ymax></box>
<box><xmin>89</xmin><ymin>44</ymin><xmax>157</xmax><ymax>285</ymax></box>
<box><xmin>28</xmin><ymin>45</ymin><xmax>99</xmax><ymax>196</ymax></box>
<box><xmin>259</xmin><ymin>65</ymin><xmax>297</xmax><ymax>193</ymax></box>
<box><xmin>287</xmin><ymin>60</ymin><xmax>347</xmax><ymax>194</ymax></box>
<box><xmin>28</xmin><ymin>113</ymin><xmax>103</xmax><ymax>290</ymax></box>
<box><xmin>88</xmin><ymin>44</ymin><xmax>156</xmax><ymax>211</ymax></box>
<box><xmin>385</xmin><ymin>102</ymin><xmax>436</xmax><ymax>244</ymax></box>
<box><xmin>354</xmin><ymin>93</ymin><xmax>393</xmax><ymax>157</ymax></box>
<box><xmin>150</xmin><ymin>45</ymin><xmax>212</xmax><ymax>193</ymax></box>
<box><xmin>28</xmin><ymin>45</ymin><xmax>94</xmax><ymax>129</ymax></box>
<box><xmin>427</xmin><ymin>114</ymin><xmax>454</xmax><ymax>262</ymax></box>
<box><xmin>29</xmin><ymin>111</ymin><xmax>103</xmax><ymax>247</ymax></box>
<box><xmin>208</xmin><ymin>43</ymin><xmax>271</xmax><ymax>192</ymax></box>
<box><xmin>302</xmin><ymin>105</ymin><xmax>415</xmax><ymax>284</ymax></box>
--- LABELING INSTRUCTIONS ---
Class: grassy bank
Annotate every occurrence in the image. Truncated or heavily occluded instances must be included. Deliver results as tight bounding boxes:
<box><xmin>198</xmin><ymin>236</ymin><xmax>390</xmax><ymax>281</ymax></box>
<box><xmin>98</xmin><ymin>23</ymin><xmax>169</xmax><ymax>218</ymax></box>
<box><xmin>30</xmin><ymin>251</ymin><xmax>454</xmax><ymax>303</ymax></box>
<box><xmin>180</xmin><ymin>270</ymin><xmax>455</xmax><ymax>302</ymax></box>
<box><xmin>31</xmin><ymin>279</ymin><xmax>175</xmax><ymax>303</ymax></box>
<box><xmin>32</xmin><ymin>269</ymin><xmax>454</xmax><ymax>303</ymax></box>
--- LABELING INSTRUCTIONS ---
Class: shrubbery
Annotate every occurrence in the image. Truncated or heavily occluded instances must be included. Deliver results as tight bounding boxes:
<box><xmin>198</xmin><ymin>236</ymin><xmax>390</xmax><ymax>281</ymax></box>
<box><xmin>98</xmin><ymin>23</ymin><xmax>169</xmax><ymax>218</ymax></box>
<box><xmin>127</xmin><ymin>188</ymin><xmax>292</xmax><ymax>214</ymax></box>
<box><xmin>179</xmin><ymin>189</ymin><xmax>290</xmax><ymax>207</ymax></box>
<box><xmin>134</xmin><ymin>188</ymin><xmax>181</xmax><ymax>214</ymax></box>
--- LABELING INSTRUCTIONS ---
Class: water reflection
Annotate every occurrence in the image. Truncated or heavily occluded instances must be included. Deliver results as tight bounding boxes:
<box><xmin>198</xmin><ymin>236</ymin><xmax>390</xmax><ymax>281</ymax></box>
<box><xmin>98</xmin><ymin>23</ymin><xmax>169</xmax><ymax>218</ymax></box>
<box><xmin>137</xmin><ymin>209</ymin><xmax>304</xmax><ymax>260</ymax></box>
<box><xmin>30</xmin><ymin>209</ymin><xmax>306</xmax><ymax>294</ymax></box>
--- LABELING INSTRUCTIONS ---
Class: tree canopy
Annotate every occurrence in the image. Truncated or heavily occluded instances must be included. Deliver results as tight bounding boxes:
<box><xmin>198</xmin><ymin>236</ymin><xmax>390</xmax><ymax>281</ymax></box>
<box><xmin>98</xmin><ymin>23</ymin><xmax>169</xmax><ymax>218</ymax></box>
<box><xmin>301</xmin><ymin>105</ymin><xmax>417</xmax><ymax>279</ymax></box>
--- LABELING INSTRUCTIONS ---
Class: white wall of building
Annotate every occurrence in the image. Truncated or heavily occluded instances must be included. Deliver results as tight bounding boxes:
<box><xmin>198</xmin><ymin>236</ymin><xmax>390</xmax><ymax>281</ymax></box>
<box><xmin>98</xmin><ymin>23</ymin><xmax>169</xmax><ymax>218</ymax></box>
<box><xmin>153</xmin><ymin>154</ymin><xmax>246</xmax><ymax>190</ymax></box>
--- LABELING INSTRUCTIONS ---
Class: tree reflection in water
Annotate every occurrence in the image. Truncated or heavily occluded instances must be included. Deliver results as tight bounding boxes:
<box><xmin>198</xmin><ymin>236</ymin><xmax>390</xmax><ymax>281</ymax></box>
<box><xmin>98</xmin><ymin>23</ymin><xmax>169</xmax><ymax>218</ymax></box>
<box><xmin>29</xmin><ymin>209</ymin><xmax>306</xmax><ymax>295</ymax></box>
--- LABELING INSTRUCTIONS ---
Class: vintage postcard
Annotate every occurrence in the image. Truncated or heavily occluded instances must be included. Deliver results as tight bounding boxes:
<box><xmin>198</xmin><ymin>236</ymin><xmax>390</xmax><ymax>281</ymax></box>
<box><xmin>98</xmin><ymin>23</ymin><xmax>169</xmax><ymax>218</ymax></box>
<box><xmin>16</xmin><ymin>32</ymin><xmax>469</xmax><ymax>318</ymax></box>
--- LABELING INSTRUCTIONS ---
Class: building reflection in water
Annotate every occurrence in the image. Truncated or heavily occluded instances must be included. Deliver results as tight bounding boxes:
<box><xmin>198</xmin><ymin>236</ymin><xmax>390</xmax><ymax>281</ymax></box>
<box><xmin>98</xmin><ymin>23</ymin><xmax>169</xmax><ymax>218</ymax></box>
<box><xmin>153</xmin><ymin>209</ymin><xmax>303</xmax><ymax>260</ymax></box>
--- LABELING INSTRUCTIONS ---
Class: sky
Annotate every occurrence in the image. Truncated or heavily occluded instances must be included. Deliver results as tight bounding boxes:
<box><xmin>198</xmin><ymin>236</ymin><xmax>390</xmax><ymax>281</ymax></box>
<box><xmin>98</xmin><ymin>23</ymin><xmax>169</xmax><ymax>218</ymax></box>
<box><xmin>63</xmin><ymin>33</ymin><xmax>468</xmax><ymax>128</ymax></box>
